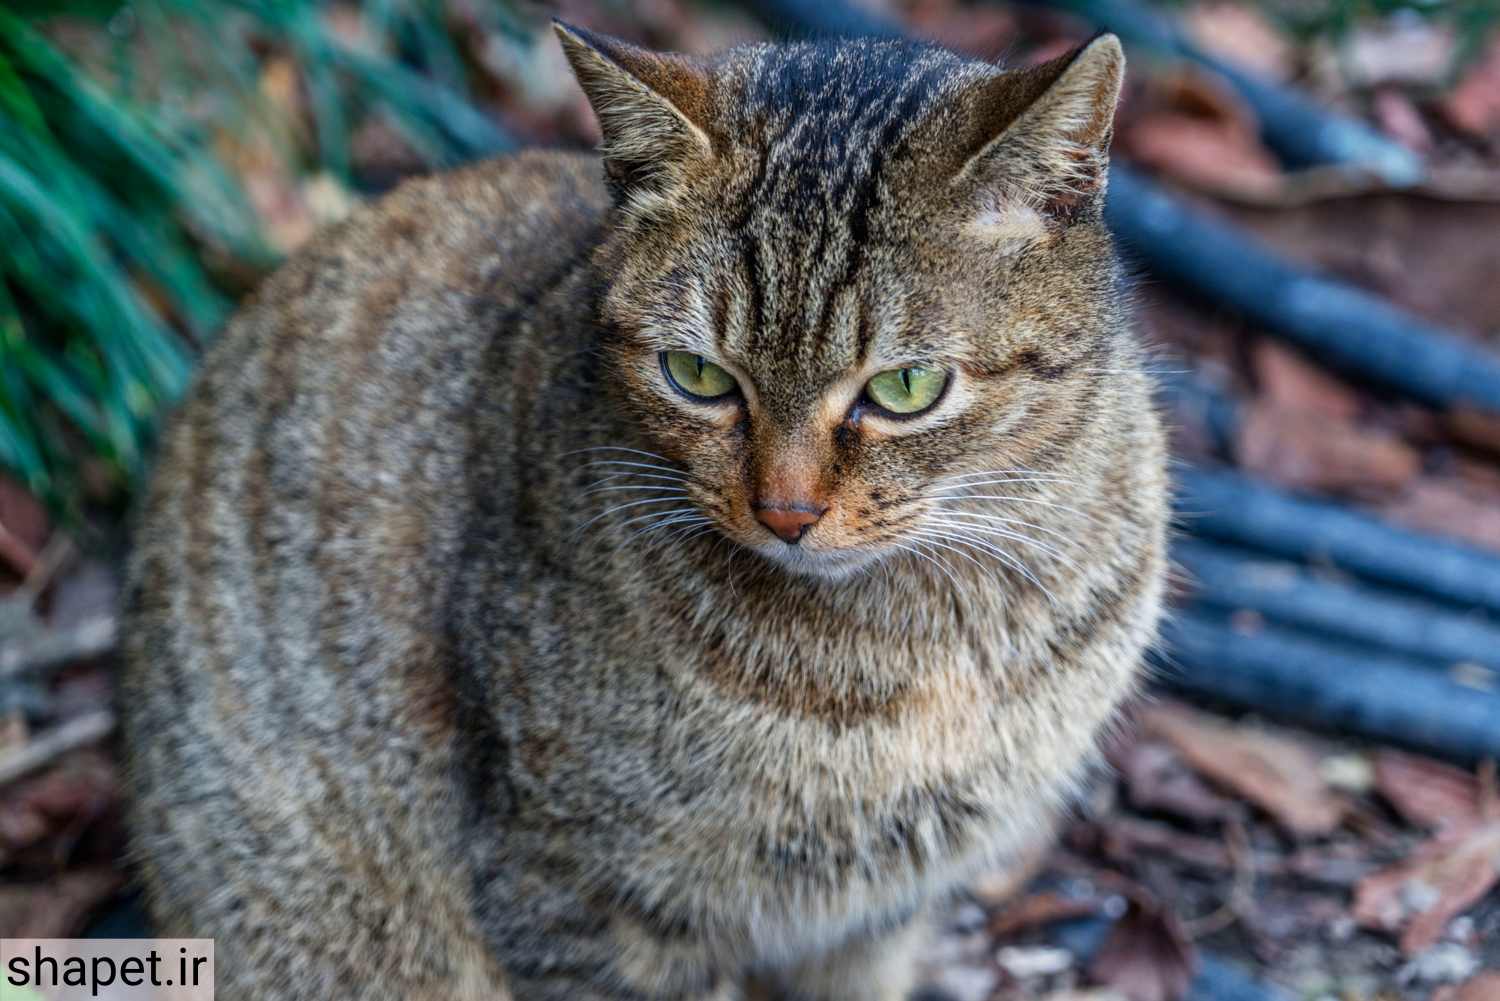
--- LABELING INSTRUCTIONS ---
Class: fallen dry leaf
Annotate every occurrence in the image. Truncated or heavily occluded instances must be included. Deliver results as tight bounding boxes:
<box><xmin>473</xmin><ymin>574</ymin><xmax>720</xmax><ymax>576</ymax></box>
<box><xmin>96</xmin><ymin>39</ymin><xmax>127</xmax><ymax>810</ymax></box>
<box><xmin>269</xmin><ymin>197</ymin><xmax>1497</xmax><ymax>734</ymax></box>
<box><xmin>1250</xmin><ymin>341</ymin><xmax>1363</xmax><ymax>422</ymax></box>
<box><xmin>1182</xmin><ymin>4</ymin><xmax>1291</xmax><ymax>79</ymax></box>
<box><xmin>905</xmin><ymin>0</ymin><xmax>1019</xmax><ymax>58</ymax></box>
<box><xmin>1088</xmin><ymin>895</ymin><xmax>1197</xmax><ymax>1001</ymax></box>
<box><xmin>1441</xmin><ymin>36</ymin><xmax>1500</xmax><ymax>138</ymax></box>
<box><xmin>1236</xmin><ymin>402</ymin><xmax>1421</xmax><ymax>495</ymax></box>
<box><xmin>0</xmin><ymin>867</ymin><xmax>123</xmax><ymax>938</ymax></box>
<box><xmin>1126</xmin><ymin>115</ymin><xmax>1282</xmax><ymax>200</ymax></box>
<box><xmin>1139</xmin><ymin>703</ymin><xmax>1348</xmax><ymax>837</ymax></box>
<box><xmin>1374</xmin><ymin>750</ymin><xmax>1483</xmax><ymax>831</ymax></box>
<box><xmin>0</xmin><ymin>749</ymin><xmax>118</xmax><ymax>866</ymax></box>
<box><xmin>987</xmin><ymin>891</ymin><xmax>1102</xmax><ymax>939</ymax></box>
<box><xmin>1383</xmin><ymin>478</ymin><xmax>1500</xmax><ymax>554</ymax></box>
<box><xmin>1372</xmin><ymin>88</ymin><xmax>1434</xmax><ymax>154</ymax></box>
<box><xmin>1444</xmin><ymin>407</ymin><xmax>1500</xmax><ymax>461</ymax></box>
<box><xmin>1352</xmin><ymin>817</ymin><xmax>1500</xmax><ymax>955</ymax></box>
<box><xmin>1120</xmin><ymin>71</ymin><xmax>1283</xmax><ymax>201</ymax></box>
<box><xmin>1109</xmin><ymin>738</ymin><xmax>1240</xmax><ymax>825</ymax></box>
<box><xmin>0</xmin><ymin>474</ymin><xmax>48</xmax><ymax>582</ymax></box>
<box><xmin>1455</xmin><ymin>972</ymin><xmax>1500</xmax><ymax>1001</ymax></box>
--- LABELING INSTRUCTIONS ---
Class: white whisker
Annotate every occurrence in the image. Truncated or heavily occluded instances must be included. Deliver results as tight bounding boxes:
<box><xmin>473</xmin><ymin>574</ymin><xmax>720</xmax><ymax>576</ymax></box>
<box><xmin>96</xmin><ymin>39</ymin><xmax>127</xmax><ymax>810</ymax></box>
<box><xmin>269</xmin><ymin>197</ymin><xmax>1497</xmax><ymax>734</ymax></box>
<box><xmin>631</xmin><ymin>513</ymin><xmax>712</xmax><ymax>542</ymax></box>
<box><xmin>930</xmin><ymin>476</ymin><xmax>1072</xmax><ymax>493</ymax></box>
<box><xmin>936</xmin><ymin>493</ymin><xmax>1102</xmax><ymax>525</ymax></box>
<box><xmin>565</xmin><ymin>445</ymin><xmax>675</xmax><ymax>462</ymax></box>
<box><xmin>582</xmin><ymin>471</ymin><xmax>691</xmax><ymax>487</ymax></box>
<box><xmin>915</xmin><ymin>527</ymin><xmax>1058</xmax><ymax>605</ymax></box>
<box><xmin>580</xmin><ymin>459</ymin><xmax>690</xmax><ymax>478</ymax></box>
<box><xmin>893</xmin><ymin>540</ymin><xmax>963</xmax><ymax>596</ymax></box>
<box><xmin>925</xmin><ymin>518</ymin><xmax>1078</xmax><ymax>569</ymax></box>
<box><xmin>931</xmin><ymin>510</ymin><xmax>1076</xmax><ymax>546</ymax></box>
<box><xmin>575</xmin><ymin>496</ymin><xmax>694</xmax><ymax>534</ymax></box>
<box><xmin>581</xmin><ymin>484</ymin><xmax>691</xmax><ymax>498</ymax></box>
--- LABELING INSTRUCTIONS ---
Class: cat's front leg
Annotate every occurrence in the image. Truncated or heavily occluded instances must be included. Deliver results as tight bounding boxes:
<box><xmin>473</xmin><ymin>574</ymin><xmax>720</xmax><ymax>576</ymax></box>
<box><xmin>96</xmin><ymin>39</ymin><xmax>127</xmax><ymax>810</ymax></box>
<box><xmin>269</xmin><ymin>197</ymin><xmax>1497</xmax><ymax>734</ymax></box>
<box><xmin>505</xmin><ymin>969</ymin><xmax>742</xmax><ymax>1001</ymax></box>
<box><xmin>493</xmin><ymin>894</ymin><xmax>742</xmax><ymax>1001</ymax></box>
<box><xmin>759</xmin><ymin>913</ymin><xmax>929</xmax><ymax>1001</ymax></box>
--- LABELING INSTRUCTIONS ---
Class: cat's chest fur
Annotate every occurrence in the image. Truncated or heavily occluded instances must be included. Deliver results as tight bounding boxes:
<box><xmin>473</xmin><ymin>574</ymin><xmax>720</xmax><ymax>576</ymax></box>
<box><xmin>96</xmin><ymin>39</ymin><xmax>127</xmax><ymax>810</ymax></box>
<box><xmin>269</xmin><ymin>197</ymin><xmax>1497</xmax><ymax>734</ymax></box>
<box><xmin>455</xmin><ymin>540</ymin><xmax>1053</xmax><ymax>957</ymax></box>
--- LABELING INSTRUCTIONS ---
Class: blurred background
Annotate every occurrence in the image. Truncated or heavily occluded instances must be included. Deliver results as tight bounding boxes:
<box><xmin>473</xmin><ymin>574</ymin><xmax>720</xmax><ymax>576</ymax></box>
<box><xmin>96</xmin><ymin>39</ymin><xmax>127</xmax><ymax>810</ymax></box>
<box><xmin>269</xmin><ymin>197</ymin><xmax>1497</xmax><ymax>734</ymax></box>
<box><xmin>2</xmin><ymin>0</ymin><xmax>1499</xmax><ymax>997</ymax></box>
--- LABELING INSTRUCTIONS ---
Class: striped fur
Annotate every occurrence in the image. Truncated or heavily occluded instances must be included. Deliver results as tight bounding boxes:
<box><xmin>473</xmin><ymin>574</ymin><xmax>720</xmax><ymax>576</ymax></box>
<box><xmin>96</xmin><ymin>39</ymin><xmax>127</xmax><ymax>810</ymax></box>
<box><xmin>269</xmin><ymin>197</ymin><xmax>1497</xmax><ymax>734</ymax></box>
<box><xmin>122</xmin><ymin>27</ymin><xmax>1167</xmax><ymax>1001</ymax></box>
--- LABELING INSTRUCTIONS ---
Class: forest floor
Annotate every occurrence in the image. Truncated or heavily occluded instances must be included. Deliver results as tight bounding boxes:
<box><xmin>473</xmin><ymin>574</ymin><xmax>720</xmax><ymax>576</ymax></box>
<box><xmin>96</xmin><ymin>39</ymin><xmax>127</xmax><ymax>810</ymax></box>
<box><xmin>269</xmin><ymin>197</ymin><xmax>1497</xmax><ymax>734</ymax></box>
<box><xmin>4</xmin><ymin>1</ymin><xmax>1500</xmax><ymax>998</ymax></box>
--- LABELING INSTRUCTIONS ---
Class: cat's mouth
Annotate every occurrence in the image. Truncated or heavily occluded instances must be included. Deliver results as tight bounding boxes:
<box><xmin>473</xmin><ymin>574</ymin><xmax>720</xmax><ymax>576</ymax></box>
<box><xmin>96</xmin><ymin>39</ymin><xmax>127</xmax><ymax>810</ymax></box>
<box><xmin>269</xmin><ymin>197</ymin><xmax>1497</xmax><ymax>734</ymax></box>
<box><xmin>750</xmin><ymin>540</ymin><xmax>884</xmax><ymax>581</ymax></box>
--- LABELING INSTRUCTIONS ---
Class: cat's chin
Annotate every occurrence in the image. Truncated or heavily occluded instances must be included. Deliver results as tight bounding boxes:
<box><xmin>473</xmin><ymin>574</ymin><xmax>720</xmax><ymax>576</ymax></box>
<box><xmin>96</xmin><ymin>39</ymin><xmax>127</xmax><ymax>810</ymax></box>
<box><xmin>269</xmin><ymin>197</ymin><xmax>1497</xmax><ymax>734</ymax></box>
<box><xmin>751</xmin><ymin>543</ymin><xmax>884</xmax><ymax>582</ymax></box>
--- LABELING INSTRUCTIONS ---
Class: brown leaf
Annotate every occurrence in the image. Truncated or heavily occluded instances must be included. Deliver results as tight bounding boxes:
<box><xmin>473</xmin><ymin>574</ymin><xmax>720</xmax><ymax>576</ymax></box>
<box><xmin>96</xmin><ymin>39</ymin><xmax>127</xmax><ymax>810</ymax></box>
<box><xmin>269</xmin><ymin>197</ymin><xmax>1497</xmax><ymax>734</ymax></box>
<box><xmin>1444</xmin><ymin>407</ymin><xmax>1500</xmax><ymax>462</ymax></box>
<box><xmin>1455</xmin><ymin>973</ymin><xmax>1500</xmax><ymax>1001</ymax></box>
<box><xmin>0</xmin><ymin>867</ymin><xmax>123</xmax><ymax>938</ymax></box>
<box><xmin>1352</xmin><ymin>818</ymin><xmax>1500</xmax><ymax>955</ymax></box>
<box><xmin>1125</xmin><ymin>114</ymin><xmax>1282</xmax><ymax>201</ymax></box>
<box><xmin>1121</xmin><ymin>71</ymin><xmax>1283</xmax><ymax>201</ymax></box>
<box><xmin>1139</xmin><ymin>703</ymin><xmax>1348</xmax><ymax>837</ymax></box>
<box><xmin>1236</xmin><ymin>402</ymin><xmax>1420</xmax><ymax>495</ymax></box>
<box><xmin>1110</xmin><ymin>737</ymin><xmax>1239</xmax><ymax>825</ymax></box>
<box><xmin>906</xmin><ymin>0</ymin><xmax>1019</xmax><ymax>57</ymax></box>
<box><xmin>1182</xmin><ymin>4</ymin><xmax>1292</xmax><ymax>80</ymax></box>
<box><xmin>0</xmin><ymin>749</ymin><xmax>118</xmax><ymax>865</ymax></box>
<box><xmin>1250</xmin><ymin>341</ymin><xmax>1362</xmax><ymax>422</ymax></box>
<box><xmin>0</xmin><ymin>475</ymin><xmax>48</xmax><ymax>582</ymax></box>
<box><xmin>1087</xmin><ymin>895</ymin><xmax>1197</xmax><ymax>1001</ymax></box>
<box><xmin>987</xmin><ymin>891</ymin><xmax>1102</xmax><ymax>939</ymax></box>
<box><xmin>1383</xmin><ymin>479</ymin><xmax>1500</xmax><ymax>554</ymax></box>
<box><xmin>1441</xmin><ymin>37</ymin><xmax>1500</xmax><ymax>138</ymax></box>
<box><xmin>1374</xmin><ymin>750</ymin><xmax>1482</xmax><ymax>831</ymax></box>
<box><xmin>1372</xmin><ymin>88</ymin><xmax>1434</xmax><ymax>154</ymax></box>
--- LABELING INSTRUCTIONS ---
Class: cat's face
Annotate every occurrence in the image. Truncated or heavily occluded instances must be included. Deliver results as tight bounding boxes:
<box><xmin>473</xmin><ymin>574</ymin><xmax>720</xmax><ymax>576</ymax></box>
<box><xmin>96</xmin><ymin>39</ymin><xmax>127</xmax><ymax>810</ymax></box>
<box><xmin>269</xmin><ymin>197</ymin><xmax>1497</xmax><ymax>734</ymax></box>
<box><xmin>561</xmin><ymin>27</ymin><xmax>1126</xmax><ymax>578</ymax></box>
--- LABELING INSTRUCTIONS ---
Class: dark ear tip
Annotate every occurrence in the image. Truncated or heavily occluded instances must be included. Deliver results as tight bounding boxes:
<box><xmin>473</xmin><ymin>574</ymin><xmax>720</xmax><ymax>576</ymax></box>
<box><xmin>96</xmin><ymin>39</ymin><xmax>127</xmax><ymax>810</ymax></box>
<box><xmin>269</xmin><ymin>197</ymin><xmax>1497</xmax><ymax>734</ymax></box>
<box><xmin>551</xmin><ymin>19</ymin><xmax>604</xmax><ymax>52</ymax></box>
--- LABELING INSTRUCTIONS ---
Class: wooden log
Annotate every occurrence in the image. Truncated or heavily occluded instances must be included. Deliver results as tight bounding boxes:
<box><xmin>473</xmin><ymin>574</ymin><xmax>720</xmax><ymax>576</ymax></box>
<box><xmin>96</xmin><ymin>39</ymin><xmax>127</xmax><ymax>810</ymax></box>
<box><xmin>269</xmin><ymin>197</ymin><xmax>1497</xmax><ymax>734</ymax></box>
<box><xmin>1109</xmin><ymin>166</ymin><xmax>1500</xmax><ymax>413</ymax></box>
<box><xmin>1157</xmin><ymin>612</ymin><xmax>1500</xmax><ymax>761</ymax></box>
<box><xmin>1175</xmin><ymin>466</ymin><xmax>1500</xmax><ymax>615</ymax></box>
<box><xmin>1176</xmin><ymin>539</ymin><xmax>1500</xmax><ymax>670</ymax></box>
<box><xmin>738</xmin><ymin>0</ymin><xmax>900</xmax><ymax>38</ymax></box>
<box><xmin>1020</xmin><ymin>0</ymin><xmax>1422</xmax><ymax>182</ymax></box>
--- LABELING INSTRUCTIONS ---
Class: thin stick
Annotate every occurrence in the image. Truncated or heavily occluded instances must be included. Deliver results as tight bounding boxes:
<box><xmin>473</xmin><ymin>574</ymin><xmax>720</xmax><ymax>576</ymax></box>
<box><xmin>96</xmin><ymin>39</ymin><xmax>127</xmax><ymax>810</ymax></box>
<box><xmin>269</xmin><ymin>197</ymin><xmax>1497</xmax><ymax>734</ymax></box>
<box><xmin>0</xmin><ymin>710</ymin><xmax>115</xmax><ymax>786</ymax></box>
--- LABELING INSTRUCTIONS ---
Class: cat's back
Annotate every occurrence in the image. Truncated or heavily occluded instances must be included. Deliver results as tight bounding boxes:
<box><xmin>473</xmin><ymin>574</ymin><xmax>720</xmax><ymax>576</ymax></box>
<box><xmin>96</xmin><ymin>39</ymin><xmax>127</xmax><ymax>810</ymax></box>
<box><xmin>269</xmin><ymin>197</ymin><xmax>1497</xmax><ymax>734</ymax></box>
<box><xmin>120</xmin><ymin>150</ymin><xmax>605</xmax><ymax>966</ymax></box>
<box><xmin>125</xmin><ymin>147</ymin><xmax>606</xmax><ymax>705</ymax></box>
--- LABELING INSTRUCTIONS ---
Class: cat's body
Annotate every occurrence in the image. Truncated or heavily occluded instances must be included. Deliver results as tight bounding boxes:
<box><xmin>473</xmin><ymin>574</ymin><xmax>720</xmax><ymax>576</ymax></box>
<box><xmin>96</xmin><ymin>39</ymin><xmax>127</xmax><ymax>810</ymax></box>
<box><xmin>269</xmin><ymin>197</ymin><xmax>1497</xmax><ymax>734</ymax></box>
<box><xmin>122</xmin><ymin>28</ymin><xmax>1167</xmax><ymax>1001</ymax></box>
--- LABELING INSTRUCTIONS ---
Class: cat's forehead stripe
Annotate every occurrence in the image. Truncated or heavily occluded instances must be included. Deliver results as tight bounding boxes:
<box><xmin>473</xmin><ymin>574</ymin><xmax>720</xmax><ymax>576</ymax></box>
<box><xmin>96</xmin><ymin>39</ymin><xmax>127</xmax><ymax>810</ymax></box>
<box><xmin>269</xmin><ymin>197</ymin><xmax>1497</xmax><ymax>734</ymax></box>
<box><xmin>719</xmin><ymin>42</ymin><xmax>965</xmax><ymax>380</ymax></box>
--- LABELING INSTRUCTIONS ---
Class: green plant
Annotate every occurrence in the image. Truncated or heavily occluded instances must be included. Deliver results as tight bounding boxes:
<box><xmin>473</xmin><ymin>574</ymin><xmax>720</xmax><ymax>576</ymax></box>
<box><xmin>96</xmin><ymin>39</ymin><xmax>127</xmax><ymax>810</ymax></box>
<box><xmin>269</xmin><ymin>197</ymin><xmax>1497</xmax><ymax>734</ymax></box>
<box><xmin>1253</xmin><ymin>0</ymin><xmax>1500</xmax><ymax>68</ymax></box>
<box><xmin>0</xmin><ymin>0</ymin><xmax>516</xmax><ymax>515</ymax></box>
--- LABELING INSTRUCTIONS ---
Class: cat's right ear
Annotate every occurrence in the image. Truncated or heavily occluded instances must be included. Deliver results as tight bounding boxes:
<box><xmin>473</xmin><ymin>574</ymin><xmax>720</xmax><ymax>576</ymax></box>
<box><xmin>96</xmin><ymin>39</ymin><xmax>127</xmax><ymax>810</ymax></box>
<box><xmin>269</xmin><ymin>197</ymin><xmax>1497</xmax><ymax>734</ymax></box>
<box><xmin>553</xmin><ymin>22</ymin><xmax>715</xmax><ymax>205</ymax></box>
<box><xmin>948</xmin><ymin>35</ymin><xmax>1126</xmax><ymax>228</ymax></box>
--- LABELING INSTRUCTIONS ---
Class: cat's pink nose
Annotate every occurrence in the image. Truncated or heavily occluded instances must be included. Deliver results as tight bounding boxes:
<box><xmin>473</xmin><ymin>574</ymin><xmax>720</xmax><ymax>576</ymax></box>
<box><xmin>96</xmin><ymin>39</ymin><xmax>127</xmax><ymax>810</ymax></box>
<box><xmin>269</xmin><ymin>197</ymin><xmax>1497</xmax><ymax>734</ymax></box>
<box><xmin>754</xmin><ymin>503</ymin><xmax>825</xmax><ymax>544</ymax></box>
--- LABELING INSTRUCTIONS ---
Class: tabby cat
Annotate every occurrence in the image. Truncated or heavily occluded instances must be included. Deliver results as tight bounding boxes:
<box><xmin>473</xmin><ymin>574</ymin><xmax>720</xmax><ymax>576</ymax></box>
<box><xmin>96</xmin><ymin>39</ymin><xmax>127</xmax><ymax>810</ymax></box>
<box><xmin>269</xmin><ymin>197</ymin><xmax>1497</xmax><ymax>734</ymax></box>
<box><xmin>121</xmin><ymin>21</ymin><xmax>1167</xmax><ymax>1001</ymax></box>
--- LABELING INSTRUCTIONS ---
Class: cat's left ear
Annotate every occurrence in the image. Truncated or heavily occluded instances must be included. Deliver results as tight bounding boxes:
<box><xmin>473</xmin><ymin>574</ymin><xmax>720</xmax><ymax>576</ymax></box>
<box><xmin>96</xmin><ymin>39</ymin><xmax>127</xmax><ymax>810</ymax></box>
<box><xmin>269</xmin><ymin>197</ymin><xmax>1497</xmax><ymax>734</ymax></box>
<box><xmin>950</xmin><ymin>35</ymin><xmax>1125</xmax><ymax>225</ymax></box>
<box><xmin>553</xmin><ymin>22</ymin><xmax>715</xmax><ymax>205</ymax></box>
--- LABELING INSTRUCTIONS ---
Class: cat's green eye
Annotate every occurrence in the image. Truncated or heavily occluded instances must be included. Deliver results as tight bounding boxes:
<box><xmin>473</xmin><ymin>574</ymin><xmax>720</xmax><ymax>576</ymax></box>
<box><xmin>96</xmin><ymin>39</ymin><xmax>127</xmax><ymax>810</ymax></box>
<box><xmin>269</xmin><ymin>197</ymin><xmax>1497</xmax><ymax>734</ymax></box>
<box><xmin>864</xmin><ymin>366</ymin><xmax>948</xmax><ymax>415</ymax></box>
<box><xmin>661</xmin><ymin>351</ymin><xmax>738</xmax><ymax>401</ymax></box>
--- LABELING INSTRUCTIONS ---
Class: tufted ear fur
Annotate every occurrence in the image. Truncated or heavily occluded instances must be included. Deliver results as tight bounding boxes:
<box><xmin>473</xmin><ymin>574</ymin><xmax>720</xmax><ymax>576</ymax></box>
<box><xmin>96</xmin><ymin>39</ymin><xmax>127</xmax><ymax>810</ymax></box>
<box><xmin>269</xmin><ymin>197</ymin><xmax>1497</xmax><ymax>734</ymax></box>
<box><xmin>553</xmin><ymin>21</ymin><xmax>716</xmax><ymax>206</ymax></box>
<box><xmin>949</xmin><ymin>35</ymin><xmax>1125</xmax><ymax>231</ymax></box>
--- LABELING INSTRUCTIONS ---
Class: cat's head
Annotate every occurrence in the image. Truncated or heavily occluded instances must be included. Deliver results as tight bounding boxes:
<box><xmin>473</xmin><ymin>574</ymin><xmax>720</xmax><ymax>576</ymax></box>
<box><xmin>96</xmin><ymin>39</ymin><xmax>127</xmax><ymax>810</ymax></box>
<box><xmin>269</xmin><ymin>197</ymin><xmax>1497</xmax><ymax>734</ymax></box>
<box><xmin>559</xmin><ymin>23</ymin><xmax>1130</xmax><ymax>580</ymax></box>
